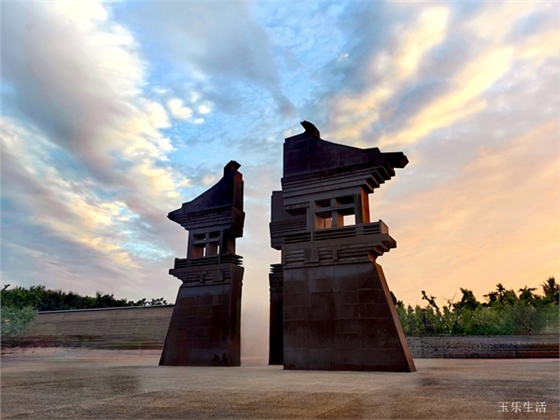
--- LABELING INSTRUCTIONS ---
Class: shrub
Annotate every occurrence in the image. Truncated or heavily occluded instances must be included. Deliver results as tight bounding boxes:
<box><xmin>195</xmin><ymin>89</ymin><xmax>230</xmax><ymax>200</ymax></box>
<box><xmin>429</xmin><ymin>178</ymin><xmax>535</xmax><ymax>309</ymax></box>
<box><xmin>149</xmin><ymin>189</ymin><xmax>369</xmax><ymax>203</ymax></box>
<box><xmin>396</xmin><ymin>279</ymin><xmax>560</xmax><ymax>336</ymax></box>
<box><xmin>1</xmin><ymin>305</ymin><xmax>37</xmax><ymax>345</ymax></box>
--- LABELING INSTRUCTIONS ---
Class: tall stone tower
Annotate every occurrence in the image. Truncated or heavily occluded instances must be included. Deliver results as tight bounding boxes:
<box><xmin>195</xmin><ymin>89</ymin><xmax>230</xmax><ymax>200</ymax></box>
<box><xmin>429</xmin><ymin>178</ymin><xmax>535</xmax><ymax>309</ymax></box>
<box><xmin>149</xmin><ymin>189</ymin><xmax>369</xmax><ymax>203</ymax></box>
<box><xmin>160</xmin><ymin>161</ymin><xmax>245</xmax><ymax>366</ymax></box>
<box><xmin>269</xmin><ymin>122</ymin><xmax>415</xmax><ymax>371</ymax></box>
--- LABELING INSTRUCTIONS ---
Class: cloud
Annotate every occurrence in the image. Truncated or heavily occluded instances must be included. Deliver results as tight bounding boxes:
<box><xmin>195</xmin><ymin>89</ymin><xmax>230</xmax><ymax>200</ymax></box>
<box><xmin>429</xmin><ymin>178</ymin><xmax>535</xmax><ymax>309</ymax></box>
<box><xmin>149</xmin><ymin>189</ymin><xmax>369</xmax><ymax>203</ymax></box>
<box><xmin>375</xmin><ymin>2</ymin><xmax>557</xmax><ymax>148</ymax></box>
<box><xmin>317</xmin><ymin>1</ymin><xmax>557</xmax><ymax>150</ymax></box>
<box><xmin>0</xmin><ymin>2</ymin><xmax>194</xmax><ymax>298</ymax></box>
<box><xmin>519</xmin><ymin>30</ymin><xmax>559</xmax><ymax>63</ymax></box>
<box><xmin>124</xmin><ymin>2</ymin><xmax>294</xmax><ymax>117</ymax></box>
<box><xmin>325</xmin><ymin>6</ymin><xmax>451</xmax><ymax>144</ymax></box>
<box><xmin>2</xmin><ymin>3</ymin><xmax>134</xmax><ymax>172</ymax></box>
<box><xmin>375</xmin><ymin>119</ymin><xmax>559</xmax><ymax>306</ymax></box>
<box><xmin>394</xmin><ymin>8</ymin><xmax>450</xmax><ymax>80</ymax></box>
<box><xmin>198</xmin><ymin>105</ymin><xmax>211</xmax><ymax>115</ymax></box>
<box><xmin>2</xmin><ymin>119</ymin><xmax>169</xmax><ymax>267</ymax></box>
<box><xmin>167</xmin><ymin>98</ymin><xmax>193</xmax><ymax>120</ymax></box>
<box><xmin>1</xmin><ymin>2</ymin><xmax>189</xmax><ymax>209</ymax></box>
<box><xmin>1</xmin><ymin>118</ymin><xmax>186</xmax><ymax>302</ymax></box>
<box><xmin>1</xmin><ymin>152</ymin><xmax>134</xmax><ymax>297</ymax></box>
<box><xmin>378</xmin><ymin>46</ymin><xmax>512</xmax><ymax>147</ymax></box>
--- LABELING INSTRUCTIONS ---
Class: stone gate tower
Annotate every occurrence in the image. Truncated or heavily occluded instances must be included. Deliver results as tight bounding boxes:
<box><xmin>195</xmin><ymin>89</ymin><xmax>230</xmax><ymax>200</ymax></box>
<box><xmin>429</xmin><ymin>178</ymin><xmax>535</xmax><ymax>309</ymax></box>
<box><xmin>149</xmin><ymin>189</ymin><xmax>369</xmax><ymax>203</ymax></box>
<box><xmin>160</xmin><ymin>161</ymin><xmax>244</xmax><ymax>366</ymax></box>
<box><xmin>269</xmin><ymin>122</ymin><xmax>415</xmax><ymax>371</ymax></box>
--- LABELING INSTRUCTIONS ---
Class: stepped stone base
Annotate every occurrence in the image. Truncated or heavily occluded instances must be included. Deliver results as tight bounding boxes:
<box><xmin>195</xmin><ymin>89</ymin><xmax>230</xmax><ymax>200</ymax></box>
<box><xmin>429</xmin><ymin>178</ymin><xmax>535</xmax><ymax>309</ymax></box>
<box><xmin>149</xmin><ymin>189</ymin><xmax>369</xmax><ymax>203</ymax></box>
<box><xmin>283</xmin><ymin>261</ymin><xmax>415</xmax><ymax>371</ymax></box>
<box><xmin>159</xmin><ymin>264</ymin><xmax>243</xmax><ymax>366</ymax></box>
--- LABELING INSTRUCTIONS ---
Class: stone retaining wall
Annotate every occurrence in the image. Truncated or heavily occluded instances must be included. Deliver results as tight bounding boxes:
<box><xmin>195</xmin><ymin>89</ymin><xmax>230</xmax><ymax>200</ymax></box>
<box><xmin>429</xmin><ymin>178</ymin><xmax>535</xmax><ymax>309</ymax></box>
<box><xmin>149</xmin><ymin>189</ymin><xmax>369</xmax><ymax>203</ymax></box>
<box><xmin>14</xmin><ymin>305</ymin><xmax>174</xmax><ymax>349</ymax></box>
<box><xmin>6</xmin><ymin>307</ymin><xmax>559</xmax><ymax>358</ymax></box>
<box><xmin>407</xmin><ymin>335</ymin><xmax>559</xmax><ymax>358</ymax></box>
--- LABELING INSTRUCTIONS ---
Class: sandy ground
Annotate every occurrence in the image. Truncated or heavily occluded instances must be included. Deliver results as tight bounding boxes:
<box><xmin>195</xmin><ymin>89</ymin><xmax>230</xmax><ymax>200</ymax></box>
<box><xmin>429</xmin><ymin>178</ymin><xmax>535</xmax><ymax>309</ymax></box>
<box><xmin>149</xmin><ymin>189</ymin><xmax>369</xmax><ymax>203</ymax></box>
<box><xmin>1</xmin><ymin>348</ymin><xmax>558</xmax><ymax>419</ymax></box>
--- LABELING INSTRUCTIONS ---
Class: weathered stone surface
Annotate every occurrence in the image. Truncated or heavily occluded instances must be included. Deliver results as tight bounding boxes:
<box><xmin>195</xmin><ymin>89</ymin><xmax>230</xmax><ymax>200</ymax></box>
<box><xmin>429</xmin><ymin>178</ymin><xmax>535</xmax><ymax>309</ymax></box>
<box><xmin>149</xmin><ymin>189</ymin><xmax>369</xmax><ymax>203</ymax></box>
<box><xmin>407</xmin><ymin>335</ymin><xmax>560</xmax><ymax>358</ymax></box>
<box><xmin>8</xmin><ymin>306</ymin><xmax>174</xmax><ymax>349</ymax></box>
<box><xmin>283</xmin><ymin>262</ymin><xmax>414</xmax><ymax>371</ymax></box>
<box><xmin>268</xmin><ymin>264</ymin><xmax>284</xmax><ymax>365</ymax></box>
<box><xmin>160</xmin><ymin>161</ymin><xmax>244</xmax><ymax>366</ymax></box>
<box><xmin>269</xmin><ymin>122</ymin><xmax>415</xmax><ymax>371</ymax></box>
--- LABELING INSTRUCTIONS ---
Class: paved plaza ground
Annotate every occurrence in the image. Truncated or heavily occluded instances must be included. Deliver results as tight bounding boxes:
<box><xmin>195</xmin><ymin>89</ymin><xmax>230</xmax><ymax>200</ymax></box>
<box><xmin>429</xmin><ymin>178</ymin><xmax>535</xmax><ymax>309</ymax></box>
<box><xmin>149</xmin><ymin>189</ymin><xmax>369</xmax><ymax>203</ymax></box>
<box><xmin>1</xmin><ymin>348</ymin><xmax>558</xmax><ymax>419</ymax></box>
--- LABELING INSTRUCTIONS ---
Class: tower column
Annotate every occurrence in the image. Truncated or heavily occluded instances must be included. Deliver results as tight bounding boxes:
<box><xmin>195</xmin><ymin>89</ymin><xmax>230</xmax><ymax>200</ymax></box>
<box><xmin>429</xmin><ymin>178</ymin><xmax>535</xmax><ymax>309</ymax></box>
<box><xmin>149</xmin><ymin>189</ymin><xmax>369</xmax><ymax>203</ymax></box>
<box><xmin>160</xmin><ymin>161</ymin><xmax>245</xmax><ymax>367</ymax></box>
<box><xmin>270</xmin><ymin>121</ymin><xmax>415</xmax><ymax>372</ymax></box>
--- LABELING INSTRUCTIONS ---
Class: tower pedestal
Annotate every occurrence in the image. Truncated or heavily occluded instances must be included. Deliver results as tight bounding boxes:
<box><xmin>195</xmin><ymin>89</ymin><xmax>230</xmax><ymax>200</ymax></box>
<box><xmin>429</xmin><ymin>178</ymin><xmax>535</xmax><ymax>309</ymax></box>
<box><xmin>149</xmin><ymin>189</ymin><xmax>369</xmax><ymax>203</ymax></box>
<box><xmin>283</xmin><ymin>259</ymin><xmax>414</xmax><ymax>371</ymax></box>
<box><xmin>268</xmin><ymin>264</ymin><xmax>284</xmax><ymax>365</ymax></box>
<box><xmin>159</xmin><ymin>263</ymin><xmax>243</xmax><ymax>366</ymax></box>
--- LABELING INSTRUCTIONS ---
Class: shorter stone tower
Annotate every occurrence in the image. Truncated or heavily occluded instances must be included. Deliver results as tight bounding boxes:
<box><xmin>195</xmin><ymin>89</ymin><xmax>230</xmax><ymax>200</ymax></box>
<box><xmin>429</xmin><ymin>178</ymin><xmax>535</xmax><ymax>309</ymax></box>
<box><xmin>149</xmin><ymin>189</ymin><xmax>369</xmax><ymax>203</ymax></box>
<box><xmin>160</xmin><ymin>161</ymin><xmax>245</xmax><ymax>366</ymax></box>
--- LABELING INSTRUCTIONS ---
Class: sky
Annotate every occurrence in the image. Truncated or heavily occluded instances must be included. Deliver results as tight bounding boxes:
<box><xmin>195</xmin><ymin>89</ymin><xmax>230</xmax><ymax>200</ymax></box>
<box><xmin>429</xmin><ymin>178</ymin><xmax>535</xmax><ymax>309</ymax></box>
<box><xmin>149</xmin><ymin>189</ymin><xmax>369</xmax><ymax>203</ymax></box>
<box><xmin>1</xmin><ymin>1</ymin><xmax>558</xmax><ymax>359</ymax></box>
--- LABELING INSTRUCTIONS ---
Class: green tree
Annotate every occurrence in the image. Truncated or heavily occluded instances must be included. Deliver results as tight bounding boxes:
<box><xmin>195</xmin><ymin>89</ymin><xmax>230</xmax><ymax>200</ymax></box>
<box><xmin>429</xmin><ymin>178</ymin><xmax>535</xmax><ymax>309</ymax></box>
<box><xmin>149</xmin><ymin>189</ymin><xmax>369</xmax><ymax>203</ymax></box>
<box><xmin>518</xmin><ymin>286</ymin><xmax>538</xmax><ymax>306</ymax></box>
<box><xmin>1</xmin><ymin>284</ymin><xmax>168</xmax><ymax>311</ymax></box>
<box><xmin>397</xmin><ymin>278</ymin><xmax>559</xmax><ymax>336</ymax></box>
<box><xmin>453</xmin><ymin>289</ymin><xmax>481</xmax><ymax>311</ymax></box>
<box><xmin>484</xmin><ymin>283</ymin><xmax>518</xmax><ymax>308</ymax></box>
<box><xmin>148</xmin><ymin>297</ymin><xmax>168</xmax><ymax>306</ymax></box>
<box><xmin>541</xmin><ymin>277</ymin><xmax>559</xmax><ymax>305</ymax></box>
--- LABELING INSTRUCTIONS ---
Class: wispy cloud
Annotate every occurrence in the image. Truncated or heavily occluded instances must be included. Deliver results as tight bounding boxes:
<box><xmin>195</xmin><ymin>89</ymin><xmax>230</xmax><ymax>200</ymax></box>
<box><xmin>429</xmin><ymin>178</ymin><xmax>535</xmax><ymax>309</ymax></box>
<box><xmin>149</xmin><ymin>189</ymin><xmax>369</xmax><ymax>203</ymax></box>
<box><xmin>1</xmin><ymin>2</ymin><xmax>190</xmax><ymax>297</ymax></box>
<box><xmin>123</xmin><ymin>2</ymin><xmax>295</xmax><ymax>117</ymax></box>
<box><xmin>323</xmin><ymin>5</ymin><xmax>450</xmax><ymax>143</ymax></box>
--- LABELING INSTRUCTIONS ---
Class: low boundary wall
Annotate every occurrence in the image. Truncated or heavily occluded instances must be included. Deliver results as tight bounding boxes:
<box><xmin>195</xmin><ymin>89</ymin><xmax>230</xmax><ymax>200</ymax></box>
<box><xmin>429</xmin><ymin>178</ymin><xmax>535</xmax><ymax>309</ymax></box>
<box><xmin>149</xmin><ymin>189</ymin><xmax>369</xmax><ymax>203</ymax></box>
<box><xmin>14</xmin><ymin>305</ymin><xmax>174</xmax><ymax>350</ymax></box>
<box><xmin>4</xmin><ymin>307</ymin><xmax>559</xmax><ymax>358</ymax></box>
<box><xmin>407</xmin><ymin>335</ymin><xmax>559</xmax><ymax>358</ymax></box>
